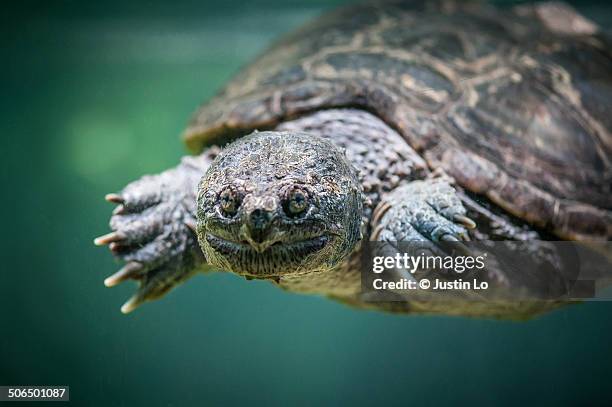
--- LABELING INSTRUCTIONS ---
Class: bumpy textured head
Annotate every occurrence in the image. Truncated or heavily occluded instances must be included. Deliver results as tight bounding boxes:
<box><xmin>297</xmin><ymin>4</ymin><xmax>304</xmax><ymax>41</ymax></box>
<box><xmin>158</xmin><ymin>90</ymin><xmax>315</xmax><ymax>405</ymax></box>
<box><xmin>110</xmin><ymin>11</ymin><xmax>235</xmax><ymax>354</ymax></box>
<box><xmin>197</xmin><ymin>131</ymin><xmax>363</xmax><ymax>278</ymax></box>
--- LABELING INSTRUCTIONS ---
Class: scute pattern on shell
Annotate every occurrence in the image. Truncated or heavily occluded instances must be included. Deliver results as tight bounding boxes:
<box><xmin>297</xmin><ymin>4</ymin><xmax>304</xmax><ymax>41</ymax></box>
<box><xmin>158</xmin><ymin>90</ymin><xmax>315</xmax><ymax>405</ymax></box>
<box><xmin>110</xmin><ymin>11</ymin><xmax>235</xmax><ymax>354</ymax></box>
<box><xmin>184</xmin><ymin>0</ymin><xmax>611</xmax><ymax>211</ymax></box>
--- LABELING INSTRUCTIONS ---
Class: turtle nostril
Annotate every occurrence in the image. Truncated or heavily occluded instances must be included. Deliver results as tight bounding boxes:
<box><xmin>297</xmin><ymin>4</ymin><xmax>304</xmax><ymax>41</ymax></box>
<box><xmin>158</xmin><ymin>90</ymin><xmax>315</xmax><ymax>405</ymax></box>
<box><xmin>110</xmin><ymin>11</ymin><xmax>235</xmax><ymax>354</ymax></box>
<box><xmin>248</xmin><ymin>208</ymin><xmax>272</xmax><ymax>243</ymax></box>
<box><xmin>249</xmin><ymin>208</ymin><xmax>270</xmax><ymax>228</ymax></box>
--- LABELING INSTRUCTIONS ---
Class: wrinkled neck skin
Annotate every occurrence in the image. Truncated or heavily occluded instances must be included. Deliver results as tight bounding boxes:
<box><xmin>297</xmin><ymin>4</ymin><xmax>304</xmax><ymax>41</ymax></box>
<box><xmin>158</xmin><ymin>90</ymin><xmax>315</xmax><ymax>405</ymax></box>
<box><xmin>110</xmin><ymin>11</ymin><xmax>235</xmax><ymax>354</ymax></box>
<box><xmin>197</xmin><ymin>109</ymin><xmax>425</xmax><ymax>297</ymax></box>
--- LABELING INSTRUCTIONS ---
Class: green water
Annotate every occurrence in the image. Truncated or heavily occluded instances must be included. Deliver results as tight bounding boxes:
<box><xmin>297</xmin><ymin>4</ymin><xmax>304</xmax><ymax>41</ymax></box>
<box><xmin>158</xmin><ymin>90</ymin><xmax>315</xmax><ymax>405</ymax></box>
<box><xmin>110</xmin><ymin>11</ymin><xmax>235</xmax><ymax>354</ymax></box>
<box><xmin>1</xmin><ymin>1</ymin><xmax>611</xmax><ymax>406</ymax></box>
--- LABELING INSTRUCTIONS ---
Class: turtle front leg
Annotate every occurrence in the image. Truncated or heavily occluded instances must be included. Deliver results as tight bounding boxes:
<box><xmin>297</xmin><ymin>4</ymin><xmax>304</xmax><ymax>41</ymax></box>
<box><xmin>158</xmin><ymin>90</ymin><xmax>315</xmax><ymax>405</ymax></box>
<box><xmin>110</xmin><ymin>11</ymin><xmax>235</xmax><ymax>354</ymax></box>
<box><xmin>371</xmin><ymin>176</ymin><xmax>476</xmax><ymax>245</ymax></box>
<box><xmin>94</xmin><ymin>147</ymin><xmax>219</xmax><ymax>313</ymax></box>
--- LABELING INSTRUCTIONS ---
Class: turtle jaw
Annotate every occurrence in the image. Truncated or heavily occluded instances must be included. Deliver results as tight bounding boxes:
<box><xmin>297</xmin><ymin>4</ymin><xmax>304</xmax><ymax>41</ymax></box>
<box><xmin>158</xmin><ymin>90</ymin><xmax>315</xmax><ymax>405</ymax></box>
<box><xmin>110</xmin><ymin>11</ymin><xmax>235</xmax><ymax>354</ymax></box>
<box><xmin>202</xmin><ymin>232</ymin><xmax>337</xmax><ymax>277</ymax></box>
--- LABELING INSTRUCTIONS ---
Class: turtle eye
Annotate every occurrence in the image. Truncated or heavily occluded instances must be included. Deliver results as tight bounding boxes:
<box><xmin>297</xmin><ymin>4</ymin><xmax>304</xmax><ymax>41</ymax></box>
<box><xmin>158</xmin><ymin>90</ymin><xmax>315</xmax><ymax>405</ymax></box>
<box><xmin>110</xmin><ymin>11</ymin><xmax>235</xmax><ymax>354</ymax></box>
<box><xmin>283</xmin><ymin>186</ymin><xmax>309</xmax><ymax>217</ymax></box>
<box><xmin>219</xmin><ymin>187</ymin><xmax>242</xmax><ymax>217</ymax></box>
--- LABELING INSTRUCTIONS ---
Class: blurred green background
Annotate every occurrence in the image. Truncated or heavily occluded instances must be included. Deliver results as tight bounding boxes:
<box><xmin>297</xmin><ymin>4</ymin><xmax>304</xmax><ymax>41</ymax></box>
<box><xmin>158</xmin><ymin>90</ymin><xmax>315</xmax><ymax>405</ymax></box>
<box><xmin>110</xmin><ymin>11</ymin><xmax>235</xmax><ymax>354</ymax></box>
<box><xmin>1</xmin><ymin>1</ymin><xmax>611</xmax><ymax>406</ymax></box>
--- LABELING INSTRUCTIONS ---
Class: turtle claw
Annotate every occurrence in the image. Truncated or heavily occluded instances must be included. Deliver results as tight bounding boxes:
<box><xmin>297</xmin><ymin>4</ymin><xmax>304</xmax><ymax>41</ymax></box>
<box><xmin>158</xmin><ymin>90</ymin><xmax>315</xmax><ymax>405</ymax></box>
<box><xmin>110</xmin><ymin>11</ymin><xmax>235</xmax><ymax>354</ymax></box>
<box><xmin>440</xmin><ymin>234</ymin><xmax>460</xmax><ymax>242</ymax></box>
<box><xmin>104</xmin><ymin>261</ymin><xmax>143</xmax><ymax>287</ymax></box>
<box><xmin>108</xmin><ymin>242</ymin><xmax>127</xmax><ymax>253</ymax></box>
<box><xmin>105</xmin><ymin>192</ymin><xmax>128</xmax><ymax>215</ymax></box>
<box><xmin>121</xmin><ymin>295</ymin><xmax>142</xmax><ymax>314</ymax></box>
<box><xmin>371</xmin><ymin>200</ymin><xmax>392</xmax><ymax>226</ymax></box>
<box><xmin>112</xmin><ymin>205</ymin><xmax>127</xmax><ymax>215</ymax></box>
<box><xmin>454</xmin><ymin>214</ymin><xmax>476</xmax><ymax>229</ymax></box>
<box><xmin>440</xmin><ymin>234</ymin><xmax>472</xmax><ymax>256</ymax></box>
<box><xmin>94</xmin><ymin>231</ymin><xmax>126</xmax><ymax>246</ymax></box>
<box><xmin>105</xmin><ymin>193</ymin><xmax>124</xmax><ymax>204</ymax></box>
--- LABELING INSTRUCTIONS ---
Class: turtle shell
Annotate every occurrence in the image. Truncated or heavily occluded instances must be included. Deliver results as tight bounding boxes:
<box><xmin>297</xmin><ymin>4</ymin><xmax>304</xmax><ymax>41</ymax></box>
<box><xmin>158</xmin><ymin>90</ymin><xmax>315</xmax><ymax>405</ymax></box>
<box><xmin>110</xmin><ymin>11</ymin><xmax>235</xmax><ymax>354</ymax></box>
<box><xmin>183</xmin><ymin>0</ymin><xmax>611</xmax><ymax>213</ymax></box>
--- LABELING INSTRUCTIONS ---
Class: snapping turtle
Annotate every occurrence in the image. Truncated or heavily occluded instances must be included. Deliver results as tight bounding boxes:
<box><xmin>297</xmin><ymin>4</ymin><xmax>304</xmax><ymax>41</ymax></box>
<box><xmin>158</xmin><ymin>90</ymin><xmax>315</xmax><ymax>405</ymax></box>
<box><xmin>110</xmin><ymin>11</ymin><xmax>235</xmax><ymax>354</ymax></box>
<box><xmin>95</xmin><ymin>0</ymin><xmax>611</xmax><ymax>315</ymax></box>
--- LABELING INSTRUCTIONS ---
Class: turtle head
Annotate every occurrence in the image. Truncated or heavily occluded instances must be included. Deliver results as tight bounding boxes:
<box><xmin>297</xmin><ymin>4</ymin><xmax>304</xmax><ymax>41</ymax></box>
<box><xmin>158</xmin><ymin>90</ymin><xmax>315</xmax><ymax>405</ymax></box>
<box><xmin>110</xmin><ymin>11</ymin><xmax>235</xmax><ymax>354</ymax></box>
<box><xmin>197</xmin><ymin>131</ymin><xmax>364</xmax><ymax>278</ymax></box>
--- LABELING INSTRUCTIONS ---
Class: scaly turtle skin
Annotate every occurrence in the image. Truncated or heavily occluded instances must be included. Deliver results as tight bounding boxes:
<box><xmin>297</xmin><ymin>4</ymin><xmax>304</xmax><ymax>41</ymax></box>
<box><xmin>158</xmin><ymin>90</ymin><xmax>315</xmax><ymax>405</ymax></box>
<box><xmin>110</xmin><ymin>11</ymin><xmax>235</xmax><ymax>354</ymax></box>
<box><xmin>95</xmin><ymin>0</ymin><xmax>612</xmax><ymax>317</ymax></box>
